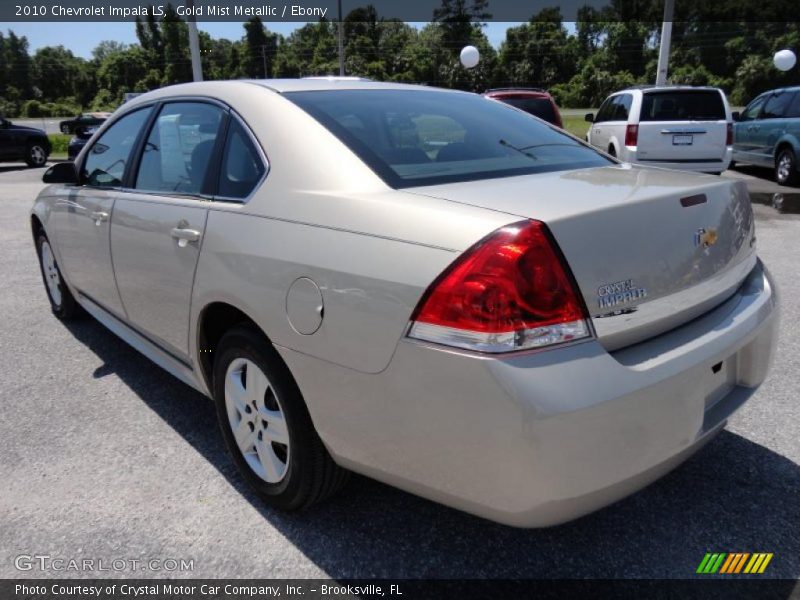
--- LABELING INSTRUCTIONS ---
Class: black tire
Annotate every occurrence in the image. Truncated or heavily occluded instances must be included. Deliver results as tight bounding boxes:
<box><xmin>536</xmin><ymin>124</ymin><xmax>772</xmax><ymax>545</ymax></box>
<box><xmin>607</xmin><ymin>145</ymin><xmax>616</xmax><ymax>157</ymax></box>
<box><xmin>35</xmin><ymin>233</ymin><xmax>82</xmax><ymax>320</ymax></box>
<box><xmin>213</xmin><ymin>325</ymin><xmax>348</xmax><ymax>510</ymax></box>
<box><xmin>775</xmin><ymin>147</ymin><xmax>799</xmax><ymax>186</ymax></box>
<box><xmin>728</xmin><ymin>160</ymin><xmax>737</xmax><ymax>170</ymax></box>
<box><xmin>25</xmin><ymin>141</ymin><xmax>48</xmax><ymax>168</ymax></box>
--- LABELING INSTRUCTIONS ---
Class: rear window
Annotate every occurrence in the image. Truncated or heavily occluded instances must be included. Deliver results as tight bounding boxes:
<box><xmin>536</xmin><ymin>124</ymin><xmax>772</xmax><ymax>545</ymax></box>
<box><xmin>495</xmin><ymin>97</ymin><xmax>558</xmax><ymax>125</ymax></box>
<box><xmin>640</xmin><ymin>91</ymin><xmax>725</xmax><ymax>122</ymax></box>
<box><xmin>285</xmin><ymin>89</ymin><xmax>610</xmax><ymax>188</ymax></box>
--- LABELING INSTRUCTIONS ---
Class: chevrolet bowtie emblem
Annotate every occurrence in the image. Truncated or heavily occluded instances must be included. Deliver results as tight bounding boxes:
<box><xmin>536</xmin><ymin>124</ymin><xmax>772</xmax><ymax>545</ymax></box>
<box><xmin>695</xmin><ymin>227</ymin><xmax>718</xmax><ymax>248</ymax></box>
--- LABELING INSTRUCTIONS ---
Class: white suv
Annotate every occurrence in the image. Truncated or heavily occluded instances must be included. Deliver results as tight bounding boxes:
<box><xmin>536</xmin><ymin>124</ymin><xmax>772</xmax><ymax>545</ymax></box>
<box><xmin>586</xmin><ymin>86</ymin><xmax>733</xmax><ymax>174</ymax></box>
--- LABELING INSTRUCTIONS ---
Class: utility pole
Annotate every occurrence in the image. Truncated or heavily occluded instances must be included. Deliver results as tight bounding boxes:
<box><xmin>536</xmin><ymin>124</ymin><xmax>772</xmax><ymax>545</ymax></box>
<box><xmin>337</xmin><ymin>0</ymin><xmax>345</xmax><ymax>76</ymax></box>
<box><xmin>186</xmin><ymin>0</ymin><xmax>203</xmax><ymax>81</ymax></box>
<box><xmin>655</xmin><ymin>0</ymin><xmax>674</xmax><ymax>86</ymax></box>
<box><xmin>261</xmin><ymin>45</ymin><xmax>268</xmax><ymax>78</ymax></box>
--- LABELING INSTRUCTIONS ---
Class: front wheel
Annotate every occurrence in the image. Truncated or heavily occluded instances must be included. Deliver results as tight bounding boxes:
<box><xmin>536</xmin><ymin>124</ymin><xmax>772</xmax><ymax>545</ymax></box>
<box><xmin>775</xmin><ymin>148</ymin><xmax>799</xmax><ymax>186</ymax></box>
<box><xmin>36</xmin><ymin>234</ymin><xmax>81</xmax><ymax>320</ymax></box>
<box><xmin>213</xmin><ymin>326</ymin><xmax>348</xmax><ymax>510</ymax></box>
<box><xmin>26</xmin><ymin>142</ymin><xmax>48</xmax><ymax>168</ymax></box>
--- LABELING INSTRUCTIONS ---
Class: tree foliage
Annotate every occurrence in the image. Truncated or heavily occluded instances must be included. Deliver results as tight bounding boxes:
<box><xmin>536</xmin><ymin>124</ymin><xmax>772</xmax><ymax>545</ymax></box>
<box><xmin>0</xmin><ymin>0</ymin><xmax>798</xmax><ymax>117</ymax></box>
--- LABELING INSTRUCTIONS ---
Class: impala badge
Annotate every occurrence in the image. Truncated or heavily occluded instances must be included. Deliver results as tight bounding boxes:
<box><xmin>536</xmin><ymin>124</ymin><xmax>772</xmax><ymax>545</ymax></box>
<box><xmin>597</xmin><ymin>279</ymin><xmax>647</xmax><ymax>309</ymax></box>
<box><xmin>695</xmin><ymin>227</ymin><xmax>718</xmax><ymax>248</ymax></box>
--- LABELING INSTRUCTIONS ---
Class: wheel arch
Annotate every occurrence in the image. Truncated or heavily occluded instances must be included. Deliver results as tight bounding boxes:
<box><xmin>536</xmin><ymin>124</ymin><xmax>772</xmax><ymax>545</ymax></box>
<box><xmin>196</xmin><ymin>300</ymin><xmax>270</xmax><ymax>394</ymax></box>
<box><xmin>774</xmin><ymin>138</ymin><xmax>798</xmax><ymax>164</ymax></box>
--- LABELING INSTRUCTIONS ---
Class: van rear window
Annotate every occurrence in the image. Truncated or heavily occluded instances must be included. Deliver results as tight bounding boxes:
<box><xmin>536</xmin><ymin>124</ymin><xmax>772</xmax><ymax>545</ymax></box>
<box><xmin>640</xmin><ymin>91</ymin><xmax>725</xmax><ymax>122</ymax></box>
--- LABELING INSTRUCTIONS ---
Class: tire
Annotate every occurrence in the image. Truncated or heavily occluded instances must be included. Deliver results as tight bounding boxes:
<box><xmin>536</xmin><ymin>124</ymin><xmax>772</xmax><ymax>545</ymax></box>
<box><xmin>35</xmin><ymin>233</ymin><xmax>82</xmax><ymax>320</ymax></box>
<box><xmin>607</xmin><ymin>145</ymin><xmax>616</xmax><ymax>158</ymax></box>
<box><xmin>26</xmin><ymin>142</ymin><xmax>48</xmax><ymax>168</ymax></box>
<box><xmin>775</xmin><ymin>147</ymin><xmax>799</xmax><ymax>186</ymax></box>
<box><xmin>60</xmin><ymin>124</ymin><xmax>70</xmax><ymax>134</ymax></box>
<box><xmin>728</xmin><ymin>160</ymin><xmax>737</xmax><ymax>170</ymax></box>
<box><xmin>213</xmin><ymin>326</ymin><xmax>348</xmax><ymax>510</ymax></box>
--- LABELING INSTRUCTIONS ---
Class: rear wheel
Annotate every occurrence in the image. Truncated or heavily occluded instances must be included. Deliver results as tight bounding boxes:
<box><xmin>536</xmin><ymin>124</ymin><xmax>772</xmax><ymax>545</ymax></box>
<box><xmin>775</xmin><ymin>148</ymin><xmax>799</xmax><ymax>186</ymax></box>
<box><xmin>26</xmin><ymin>142</ymin><xmax>48</xmax><ymax>168</ymax></box>
<box><xmin>607</xmin><ymin>145</ymin><xmax>616</xmax><ymax>158</ymax></box>
<box><xmin>213</xmin><ymin>326</ymin><xmax>348</xmax><ymax>510</ymax></box>
<box><xmin>36</xmin><ymin>234</ymin><xmax>81</xmax><ymax>320</ymax></box>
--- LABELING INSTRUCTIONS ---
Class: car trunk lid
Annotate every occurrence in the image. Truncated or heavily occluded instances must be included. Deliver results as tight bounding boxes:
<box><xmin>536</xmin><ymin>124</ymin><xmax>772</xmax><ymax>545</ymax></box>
<box><xmin>406</xmin><ymin>165</ymin><xmax>756</xmax><ymax>350</ymax></box>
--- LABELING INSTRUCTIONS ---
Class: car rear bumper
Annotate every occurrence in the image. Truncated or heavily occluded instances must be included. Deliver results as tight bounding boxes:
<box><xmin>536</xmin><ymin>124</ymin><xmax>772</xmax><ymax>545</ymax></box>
<box><xmin>277</xmin><ymin>260</ymin><xmax>777</xmax><ymax>527</ymax></box>
<box><xmin>623</xmin><ymin>147</ymin><xmax>733</xmax><ymax>173</ymax></box>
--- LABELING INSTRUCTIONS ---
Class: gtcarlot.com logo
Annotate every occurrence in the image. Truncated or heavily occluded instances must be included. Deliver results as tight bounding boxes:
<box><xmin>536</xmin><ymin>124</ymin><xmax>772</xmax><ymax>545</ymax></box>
<box><xmin>696</xmin><ymin>552</ymin><xmax>773</xmax><ymax>574</ymax></box>
<box><xmin>14</xmin><ymin>554</ymin><xmax>194</xmax><ymax>573</ymax></box>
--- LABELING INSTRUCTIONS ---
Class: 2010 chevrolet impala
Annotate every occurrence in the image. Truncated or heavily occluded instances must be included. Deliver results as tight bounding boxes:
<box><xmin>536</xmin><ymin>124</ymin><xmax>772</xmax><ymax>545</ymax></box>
<box><xmin>32</xmin><ymin>79</ymin><xmax>778</xmax><ymax>527</ymax></box>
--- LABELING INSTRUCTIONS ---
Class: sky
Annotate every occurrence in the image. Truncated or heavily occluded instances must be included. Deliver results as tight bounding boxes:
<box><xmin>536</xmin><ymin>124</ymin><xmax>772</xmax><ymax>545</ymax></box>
<box><xmin>0</xmin><ymin>21</ymin><xmax>523</xmax><ymax>57</ymax></box>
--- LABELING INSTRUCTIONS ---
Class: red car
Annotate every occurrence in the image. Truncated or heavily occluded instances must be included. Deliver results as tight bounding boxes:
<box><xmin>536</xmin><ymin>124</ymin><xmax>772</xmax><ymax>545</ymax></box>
<box><xmin>483</xmin><ymin>88</ymin><xmax>563</xmax><ymax>128</ymax></box>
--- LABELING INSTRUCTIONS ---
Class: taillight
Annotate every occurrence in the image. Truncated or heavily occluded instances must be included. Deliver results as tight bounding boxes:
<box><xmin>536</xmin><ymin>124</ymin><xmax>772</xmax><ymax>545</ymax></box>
<box><xmin>726</xmin><ymin>123</ymin><xmax>733</xmax><ymax>146</ymax></box>
<box><xmin>625</xmin><ymin>124</ymin><xmax>638</xmax><ymax>147</ymax></box>
<box><xmin>407</xmin><ymin>220</ymin><xmax>590</xmax><ymax>353</ymax></box>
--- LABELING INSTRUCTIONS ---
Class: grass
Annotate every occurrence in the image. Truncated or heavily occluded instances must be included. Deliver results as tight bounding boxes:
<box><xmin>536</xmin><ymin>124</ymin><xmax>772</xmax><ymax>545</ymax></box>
<box><xmin>48</xmin><ymin>133</ymin><xmax>70</xmax><ymax>160</ymax></box>
<box><xmin>562</xmin><ymin>114</ymin><xmax>591</xmax><ymax>140</ymax></box>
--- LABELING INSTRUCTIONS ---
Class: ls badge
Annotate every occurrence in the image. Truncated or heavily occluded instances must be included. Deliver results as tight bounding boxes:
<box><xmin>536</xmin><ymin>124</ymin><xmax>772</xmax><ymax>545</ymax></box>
<box><xmin>695</xmin><ymin>227</ymin><xmax>718</xmax><ymax>248</ymax></box>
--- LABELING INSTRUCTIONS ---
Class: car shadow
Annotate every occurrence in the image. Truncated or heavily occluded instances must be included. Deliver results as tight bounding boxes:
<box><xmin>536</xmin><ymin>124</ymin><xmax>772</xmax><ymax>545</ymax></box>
<box><xmin>62</xmin><ymin>316</ymin><xmax>800</xmax><ymax>581</ymax></box>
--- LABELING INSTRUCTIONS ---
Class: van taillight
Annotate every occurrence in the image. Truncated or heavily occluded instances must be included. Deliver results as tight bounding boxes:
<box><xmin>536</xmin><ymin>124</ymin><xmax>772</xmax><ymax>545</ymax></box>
<box><xmin>726</xmin><ymin>123</ymin><xmax>733</xmax><ymax>146</ymax></box>
<box><xmin>625</xmin><ymin>124</ymin><xmax>638</xmax><ymax>147</ymax></box>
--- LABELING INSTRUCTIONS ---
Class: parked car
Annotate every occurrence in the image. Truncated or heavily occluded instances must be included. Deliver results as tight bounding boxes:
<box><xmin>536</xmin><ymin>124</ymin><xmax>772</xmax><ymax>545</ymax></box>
<box><xmin>0</xmin><ymin>116</ymin><xmax>51</xmax><ymax>167</ymax></box>
<box><xmin>33</xmin><ymin>80</ymin><xmax>777</xmax><ymax>527</ymax></box>
<box><xmin>732</xmin><ymin>86</ymin><xmax>800</xmax><ymax>186</ymax></box>
<box><xmin>67</xmin><ymin>126</ymin><xmax>98</xmax><ymax>160</ymax></box>
<box><xmin>484</xmin><ymin>88</ymin><xmax>563</xmax><ymax>127</ymax></box>
<box><xmin>586</xmin><ymin>86</ymin><xmax>733</xmax><ymax>174</ymax></box>
<box><xmin>59</xmin><ymin>112</ymin><xmax>110</xmax><ymax>134</ymax></box>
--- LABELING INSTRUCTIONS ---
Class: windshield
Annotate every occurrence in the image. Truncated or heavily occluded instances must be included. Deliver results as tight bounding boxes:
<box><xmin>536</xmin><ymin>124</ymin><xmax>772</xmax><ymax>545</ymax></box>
<box><xmin>640</xmin><ymin>90</ymin><xmax>725</xmax><ymax>122</ymax></box>
<box><xmin>285</xmin><ymin>89</ymin><xmax>610</xmax><ymax>188</ymax></box>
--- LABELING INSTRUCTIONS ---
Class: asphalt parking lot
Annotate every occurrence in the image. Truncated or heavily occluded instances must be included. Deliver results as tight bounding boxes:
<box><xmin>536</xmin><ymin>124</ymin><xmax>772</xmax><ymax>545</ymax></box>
<box><xmin>0</xmin><ymin>164</ymin><xmax>798</xmax><ymax>580</ymax></box>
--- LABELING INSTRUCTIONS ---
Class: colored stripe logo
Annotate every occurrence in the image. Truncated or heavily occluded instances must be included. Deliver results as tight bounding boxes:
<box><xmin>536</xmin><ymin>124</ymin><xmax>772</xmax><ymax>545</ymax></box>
<box><xmin>697</xmin><ymin>553</ymin><xmax>773</xmax><ymax>574</ymax></box>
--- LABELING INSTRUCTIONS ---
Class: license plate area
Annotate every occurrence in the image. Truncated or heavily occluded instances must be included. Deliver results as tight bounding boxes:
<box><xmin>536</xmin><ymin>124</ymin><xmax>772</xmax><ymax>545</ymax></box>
<box><xmin>672</xmin><ymin>134</ymin><xmax>693</xmax><ymax>145</ymax></box>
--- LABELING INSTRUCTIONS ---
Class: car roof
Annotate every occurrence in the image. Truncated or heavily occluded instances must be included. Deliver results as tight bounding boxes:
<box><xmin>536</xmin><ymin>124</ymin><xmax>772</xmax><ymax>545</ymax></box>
<box><xmin>617</xmin><ymin>85</ymin><xmax>724</xmax><ymax>94</ymax></box>
<box><xmin>247</xmin><ymin>78</ymin><xmax>456</xmax><ymax>94</ymax></box>
<box><xmin>758</xmin><ymin>86</ymin><xmax>800</xmax><ymax>94</ymax></box>
<box><xmin>484</xmin><ymin>88</ymin><xmax>550</xmax><ymax>97</ymax></box>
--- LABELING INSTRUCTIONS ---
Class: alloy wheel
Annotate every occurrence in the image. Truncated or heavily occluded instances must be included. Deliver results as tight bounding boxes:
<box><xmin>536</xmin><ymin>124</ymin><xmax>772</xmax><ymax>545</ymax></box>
<box><xmin>30</xmin><ymin>145</ymin><xmax>46</xmax><ymax>166</ymax></box>
<box><xmin>777</xmin><ymin>152</ymin><xmax>793</xmax><ymax>184</ymax></box>
<box><xmin>40</xmin><ymin>240</ymin><xmax>62</xmax><ymax>307</ymax></box>
<box><xmin>224</xmin><ymin>357</ymin><xmax>290</xmax><ymax>483</ymax></box>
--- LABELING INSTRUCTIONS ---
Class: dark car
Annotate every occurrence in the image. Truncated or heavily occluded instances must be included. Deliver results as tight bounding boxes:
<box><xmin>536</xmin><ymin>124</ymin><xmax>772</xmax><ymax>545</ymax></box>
<box><xmin>59</xmin><ymin>112</ymin><xmax>110</xmax><ymax>134</ymax></box>
<box><xmin>0</xmin><ymin>116</ymin><xmax>51</xmax><ymax>167</ymax></box>
<box><xmin>67</xmin><ymin>126</ymin><xmax>98</xmax><ymax>160</ymax></box>
<box><xmin>483</xmin><ymin>88</ymin><xmax>563</xmax><ymax>128</ymax></box>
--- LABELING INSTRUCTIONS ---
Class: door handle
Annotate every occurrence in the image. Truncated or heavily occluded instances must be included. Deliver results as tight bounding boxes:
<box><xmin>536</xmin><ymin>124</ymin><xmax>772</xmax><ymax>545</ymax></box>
<box><xmin>90</xmin><ymin>210</ymin><xmax>109</xmax><ymax>225</ymax></box>
<box><xmin>171</xmin><ymin>226</ymin><xmax>202</xmax><ymax>247</ymax></box>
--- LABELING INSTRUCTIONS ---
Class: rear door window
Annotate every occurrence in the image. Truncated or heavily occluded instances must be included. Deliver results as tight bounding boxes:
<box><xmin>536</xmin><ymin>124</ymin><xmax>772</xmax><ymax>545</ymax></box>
<box><xmin>640</xmin><ymin>91</ymin><xmax>725</xmax><ymax>121</ymax></box>
<box><xmin>135</xmin><ymin>102</ymin><xmax>224</xmax><ymax>195</ymax></box>
<box><xmin>787</xmin><ymin>93</ymin><xmax>800</xmax><ymax>119</ymax></box>
<box><xmin>762</xmin><ymin>92</ymin><xmax>796</xmax><ymax>119</ymax></box>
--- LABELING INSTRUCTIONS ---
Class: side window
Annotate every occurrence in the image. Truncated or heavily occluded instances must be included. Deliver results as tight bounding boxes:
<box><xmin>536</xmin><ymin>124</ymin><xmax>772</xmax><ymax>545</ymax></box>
<box><xmin>217</xmin><ymin>118</ymin><xmax>267</xmax><ymax>199</ymax></box>
<box><xmin>787</xmin><ymin>93</ymin><xmax>800</xmax><ymax>119</ymax></box>
<box><xmin>135</xmin><ymin>102</ymin><xmax>224</xmax><ymax>195</ymax></box>
<box><xmin>613</xmin><ymin>94</ymin><xmax>632</xmax><ymax>121</ymax></box>
<box><xmin>740</xmin><ymin>96</ymin><xmax>766</xmax><ymax>121</ymax></box>
<box><xmin>82</xmin><ymin>107</ymin><xmax>152</xmax><ymax>187</ymax></box>
<box><xmin>762</xmin><ymin>92</ymin><xmax>795</xmax><ymax>119</ymax></box>
<box><xmin>595</xmin><ymin>98</ymin><xmax>613</xmax><ymax>123</ymax></box>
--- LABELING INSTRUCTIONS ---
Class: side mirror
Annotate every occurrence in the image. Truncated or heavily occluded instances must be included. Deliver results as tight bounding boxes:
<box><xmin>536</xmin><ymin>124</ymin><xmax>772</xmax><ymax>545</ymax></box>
<box><xmin>731</xmin><ymin>111</ymin><xmax>740</xmax><ymax>122</ymax></box>
<box><xmin>584</xmin><ymin>113</ymin><xmax>594</xmax><ymax>123</ymax></box>
<box><xmin>43</xmin><ymin>162</ymin><xmax>78</xmax><ymax>185</ymax></box>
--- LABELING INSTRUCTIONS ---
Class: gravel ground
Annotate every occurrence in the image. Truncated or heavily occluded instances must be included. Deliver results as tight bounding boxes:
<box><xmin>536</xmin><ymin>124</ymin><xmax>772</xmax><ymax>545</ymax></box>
<box><xmin>0</xmin><ymin>164</ymin><xmax>797</xmax><ymax>580</ymax></box>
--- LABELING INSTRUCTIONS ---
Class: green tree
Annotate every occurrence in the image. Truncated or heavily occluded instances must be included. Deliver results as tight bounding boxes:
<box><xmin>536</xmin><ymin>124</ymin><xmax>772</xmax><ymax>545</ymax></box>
<box><xmin>242</xmin><ymin>18</ymin><xmax>278</xmax><ymax>78</ymax></box>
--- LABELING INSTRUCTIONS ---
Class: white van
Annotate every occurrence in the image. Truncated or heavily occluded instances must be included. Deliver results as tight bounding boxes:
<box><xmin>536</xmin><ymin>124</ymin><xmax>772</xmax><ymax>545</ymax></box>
<box><xmin>586</xmin><ymin>86</ymin><xmax>733</xmax><ymax>174</ymax></box>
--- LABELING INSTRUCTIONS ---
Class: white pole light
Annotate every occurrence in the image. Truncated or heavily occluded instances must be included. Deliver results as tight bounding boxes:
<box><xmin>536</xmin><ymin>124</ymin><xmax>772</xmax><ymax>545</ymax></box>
<box><xmin>774</xmin><ymin>49</ymin><xmax>796</xmax><ymax>72</ymax></box>
<box><xmin>460</xmin><ymin>45</ymin><xmax>480</xmax><ymax>69</ymax></box>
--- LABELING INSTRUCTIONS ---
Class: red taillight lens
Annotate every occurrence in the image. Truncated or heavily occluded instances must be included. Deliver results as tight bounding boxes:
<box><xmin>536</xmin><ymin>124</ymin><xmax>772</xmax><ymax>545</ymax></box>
<box><xmin>726</xmin><ymin>123</ymin><xmax>733</xmax><ymax>146</ymax></box>
<box><xmin>625</xmin><ymin>124</ymin><xmax>638</xmax><ymax>147</ymax></box>
<box><xmin>408</xmin><ymin>220</ymin><xmax>590</xmax><ymax>353</ymax></box>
